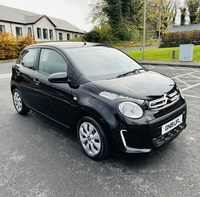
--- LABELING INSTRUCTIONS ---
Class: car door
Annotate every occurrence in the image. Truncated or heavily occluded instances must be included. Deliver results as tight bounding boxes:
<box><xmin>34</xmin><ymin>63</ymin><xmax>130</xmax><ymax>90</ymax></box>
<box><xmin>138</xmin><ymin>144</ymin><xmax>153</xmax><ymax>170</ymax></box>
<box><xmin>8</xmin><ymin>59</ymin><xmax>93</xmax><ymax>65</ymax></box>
<box><xmin>31</xmin><ymin>48</ymin><xmax>77</xmax><ymax>128</ymax></box>
<box><xmin>14</xmin><ymin>48</ymin><xmax>39</xmax><ymax>107</ymax></box>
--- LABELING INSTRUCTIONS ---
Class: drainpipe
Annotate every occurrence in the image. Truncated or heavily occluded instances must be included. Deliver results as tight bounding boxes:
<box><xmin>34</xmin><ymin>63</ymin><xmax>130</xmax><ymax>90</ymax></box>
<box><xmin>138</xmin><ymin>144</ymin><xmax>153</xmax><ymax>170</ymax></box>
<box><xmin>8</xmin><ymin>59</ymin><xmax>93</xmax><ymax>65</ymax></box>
<box><xmin>32</xmin><ymin>24</ymin><xmax>35</xmax><ymax>40</ymax></box>
<box><xmin>10</xmin><ymin>23</ymin><xmax>13</xmax><ymax>36</ymax></box>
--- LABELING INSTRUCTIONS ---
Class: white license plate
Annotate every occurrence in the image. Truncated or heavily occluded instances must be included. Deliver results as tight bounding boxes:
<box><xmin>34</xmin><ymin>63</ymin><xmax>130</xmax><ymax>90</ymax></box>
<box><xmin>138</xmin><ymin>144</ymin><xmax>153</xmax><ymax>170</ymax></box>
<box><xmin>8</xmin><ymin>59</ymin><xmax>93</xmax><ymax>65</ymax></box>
<box><xmin>161</xmin><ymin>114</ymin><xmax>183</xmax><ymax>135</ymax></box>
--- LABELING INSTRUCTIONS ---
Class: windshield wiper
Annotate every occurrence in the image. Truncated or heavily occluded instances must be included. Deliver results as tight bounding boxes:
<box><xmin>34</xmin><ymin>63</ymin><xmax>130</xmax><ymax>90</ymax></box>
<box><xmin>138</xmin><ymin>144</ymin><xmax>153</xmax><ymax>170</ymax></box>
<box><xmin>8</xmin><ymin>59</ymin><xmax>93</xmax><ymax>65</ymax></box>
<box><xmin>116</xmin><ymin>68</ymin><xmax>143</xmax><ymax>78</ymax></box>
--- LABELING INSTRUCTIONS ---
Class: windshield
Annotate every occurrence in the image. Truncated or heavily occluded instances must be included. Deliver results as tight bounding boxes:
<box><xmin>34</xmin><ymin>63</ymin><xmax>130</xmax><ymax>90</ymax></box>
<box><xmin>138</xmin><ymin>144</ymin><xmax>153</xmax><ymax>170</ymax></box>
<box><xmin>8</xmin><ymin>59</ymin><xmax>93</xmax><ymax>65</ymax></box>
<box><xmin>64</xmin><ymin>46</ymin><xmax>143</xmax><ymax>81</ymax></box>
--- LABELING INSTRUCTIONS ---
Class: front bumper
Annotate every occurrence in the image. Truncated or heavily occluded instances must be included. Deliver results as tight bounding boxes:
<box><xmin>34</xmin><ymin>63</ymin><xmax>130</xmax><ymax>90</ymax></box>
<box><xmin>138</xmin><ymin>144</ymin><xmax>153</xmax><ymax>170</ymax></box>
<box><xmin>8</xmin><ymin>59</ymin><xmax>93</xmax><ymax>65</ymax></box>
<box><xmin>120</xmin><ymin>129</ymin><xmax>152</xmax><ymax>153</ymax></box>
<box><xmin>113</xmin><ymin>103</ymin><xmax>187</xmax><ymax>154</ymax></box>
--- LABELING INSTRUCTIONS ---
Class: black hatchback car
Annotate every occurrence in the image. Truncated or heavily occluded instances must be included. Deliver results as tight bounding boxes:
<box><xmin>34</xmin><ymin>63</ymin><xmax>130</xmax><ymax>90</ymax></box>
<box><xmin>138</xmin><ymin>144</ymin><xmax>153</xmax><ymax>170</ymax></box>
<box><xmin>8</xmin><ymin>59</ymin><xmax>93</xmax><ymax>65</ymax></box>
<box><xmin>11</xmin><ymin>42</ymin><xmax>187</xmax><ymax>159</ymax></box>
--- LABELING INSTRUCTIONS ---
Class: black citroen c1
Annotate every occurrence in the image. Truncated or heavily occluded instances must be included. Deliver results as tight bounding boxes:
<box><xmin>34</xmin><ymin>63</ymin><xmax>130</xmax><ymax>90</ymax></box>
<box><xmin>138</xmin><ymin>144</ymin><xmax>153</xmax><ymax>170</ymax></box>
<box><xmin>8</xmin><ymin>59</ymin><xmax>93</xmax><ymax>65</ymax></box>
<box><xmin>10</xmin><ymin>42</ymin><xmax>187</xmax><ymax>159</ymax></box>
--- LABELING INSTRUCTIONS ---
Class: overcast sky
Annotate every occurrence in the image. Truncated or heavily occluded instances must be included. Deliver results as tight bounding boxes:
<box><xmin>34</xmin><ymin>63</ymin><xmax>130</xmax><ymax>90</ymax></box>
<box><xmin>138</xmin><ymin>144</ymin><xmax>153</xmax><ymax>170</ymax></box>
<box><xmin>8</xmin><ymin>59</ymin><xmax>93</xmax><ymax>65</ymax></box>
<box><xmin>0</xmin><ymin>0</ymin><xmax>93</xmax><ymax>31</ymax></box>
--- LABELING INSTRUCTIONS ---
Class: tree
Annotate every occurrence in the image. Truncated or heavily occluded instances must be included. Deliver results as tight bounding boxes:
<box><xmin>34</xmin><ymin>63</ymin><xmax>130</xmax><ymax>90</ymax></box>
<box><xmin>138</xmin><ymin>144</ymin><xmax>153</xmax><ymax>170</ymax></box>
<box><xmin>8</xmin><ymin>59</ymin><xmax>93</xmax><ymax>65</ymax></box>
<box><xmin>88</xmin><ymin>0</ymin><xmax>143</xmax><ymax>30</ymax></box>
<box><xmin>146</xmin><ymin>0</ymin><xmax>178</xmax><ymax>33</ymax></box>
<box><xmin>87</xmin><ymin>0</ymin><xmax>143</xmax><ymax>41</ymax></box>
<box><xmin>121</xmin><ymin>0</ymin><xmax>143</xmax><ymax>26</ymax></box>
<box><xmin>179</xmin><ymin>7</ymin><xmax>187</xmax><ymax>25</ymax></box>
<box><xmin>185</xmin><ymin>0</ymin><xmax>200</xmax><ymax>24</ymax></box>
<box><xmin>87</xmin><ymin>0</ymin><xmax>107</xmax><ymax>27</ymax></box>
<box><xmin>161</xmin><ymin>0</ymin><xmax>178</xmax><ymax>29</ymax></box>
<box><xmin>103</xmin><ymin>0</ymin><xmax>123</xmax><ymax>29</ymax></box>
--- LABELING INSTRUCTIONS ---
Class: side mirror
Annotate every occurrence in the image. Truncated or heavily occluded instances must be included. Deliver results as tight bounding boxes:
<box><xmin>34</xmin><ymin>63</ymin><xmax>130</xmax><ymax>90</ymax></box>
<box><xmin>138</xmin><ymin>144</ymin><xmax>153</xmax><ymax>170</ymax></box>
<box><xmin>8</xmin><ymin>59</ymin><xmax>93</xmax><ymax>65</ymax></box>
<box><xmin>48</xmin><ymin>72</ymin><xmax>68</xmax><ymax>83</ymax></box>
<box><xmin>21</xmin><ymin>61</ymin><xmax>25</xmax><ymax>66</ymax></box>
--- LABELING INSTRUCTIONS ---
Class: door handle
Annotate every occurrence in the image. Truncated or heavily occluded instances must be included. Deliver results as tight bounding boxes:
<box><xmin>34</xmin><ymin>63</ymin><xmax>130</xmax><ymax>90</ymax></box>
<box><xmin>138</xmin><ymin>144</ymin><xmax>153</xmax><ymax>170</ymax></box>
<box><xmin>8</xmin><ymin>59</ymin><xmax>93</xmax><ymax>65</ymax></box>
<box><xmin>33</xmin><ymin>78</ymin><xmax>40</xmax><ymax>85</ymax></box>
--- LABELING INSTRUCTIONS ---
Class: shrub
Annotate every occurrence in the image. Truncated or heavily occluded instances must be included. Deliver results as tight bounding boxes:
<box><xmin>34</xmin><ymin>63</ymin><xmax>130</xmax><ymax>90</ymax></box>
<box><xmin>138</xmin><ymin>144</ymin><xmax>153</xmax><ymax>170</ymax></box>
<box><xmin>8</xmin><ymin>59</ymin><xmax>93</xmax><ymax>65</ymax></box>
<box><xmin>161</xmin><ymin>30</ymin><xmax>200</xmax><ymax>47</ymax></box>
<box><xmin>0</xmin><ymin>33</ymin><xmax>36</xmax><ymax>60</ymax></box>
<box><xmin>0</xmin><ymin>32</ymin><xmax>18</xmax><ymax>60</ymax></box>
<box><xmin>17</xmin><ymin>34</ymin><xmax>36</xmax><ymax>54</ymax></box>
<box><xmin>83</xmin><ymin>31</ymin><xmax>101</xmax><ymax>42</ymax></box>
<box><xmin>113</xmin><ymin>28</ymin><xmax>131</xmax><ymax>41</ymax></box>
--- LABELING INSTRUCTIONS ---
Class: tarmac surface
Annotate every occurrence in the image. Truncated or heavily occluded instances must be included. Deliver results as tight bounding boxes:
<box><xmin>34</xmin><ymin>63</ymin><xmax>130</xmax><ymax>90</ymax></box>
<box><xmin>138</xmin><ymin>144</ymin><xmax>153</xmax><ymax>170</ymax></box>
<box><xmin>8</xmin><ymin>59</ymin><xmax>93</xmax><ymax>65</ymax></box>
<box><xmin>0</xmin><ymin>59</ymin><xmax>200</xmax><ymax>197</ymax></box>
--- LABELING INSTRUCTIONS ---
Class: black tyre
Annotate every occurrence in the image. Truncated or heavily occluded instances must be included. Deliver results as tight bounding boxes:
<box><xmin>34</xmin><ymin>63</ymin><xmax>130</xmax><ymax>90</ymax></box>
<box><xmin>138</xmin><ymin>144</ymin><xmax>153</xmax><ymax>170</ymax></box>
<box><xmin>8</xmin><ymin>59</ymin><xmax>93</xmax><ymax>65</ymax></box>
<box><xmin>77</xmin><ymin>116</ymin><xmax>110</xmax><ymax>160</ymax></box>
<box><xmin>12</xmin><ymin>89</ymin><xmax>29</xmax><ymax>115</ymax></box>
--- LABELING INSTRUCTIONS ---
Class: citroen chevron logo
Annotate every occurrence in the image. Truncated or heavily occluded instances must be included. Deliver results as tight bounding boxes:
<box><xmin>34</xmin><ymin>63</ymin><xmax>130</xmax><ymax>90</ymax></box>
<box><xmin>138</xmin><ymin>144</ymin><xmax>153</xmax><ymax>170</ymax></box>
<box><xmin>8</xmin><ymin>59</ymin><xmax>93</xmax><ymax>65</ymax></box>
<box><xmin>163</xmin><ymin>93</ymin><xmax>168</xmax><ymax>104</ymax></box>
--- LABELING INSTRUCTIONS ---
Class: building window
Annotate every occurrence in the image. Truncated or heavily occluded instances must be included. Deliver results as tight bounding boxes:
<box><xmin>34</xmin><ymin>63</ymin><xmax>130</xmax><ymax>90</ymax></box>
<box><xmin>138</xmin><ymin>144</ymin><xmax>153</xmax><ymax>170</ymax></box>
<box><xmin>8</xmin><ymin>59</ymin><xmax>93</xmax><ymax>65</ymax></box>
<box><xmin>37</xmin><ymin>28</ymin><xmax>42</xmax><ymax>39</ymax></box>
<box><xmin>49</xmin><ymin>29</ymin><xmax>53</xmax><ymax>39</ymax></box>
<box><xmin>59</xmin><ymin>33</ymin><xmax>63</xmax><ymax>40</ymax></box>
<box><xmin>74</xmin><ymin>35</ymin><xmax>78</xmax><ymax>38</ymax></box>
<box><xmin>16</xmin><ymin>27</ymin><xmax>22</xmax><ymax>36</ymax></box>
<box><xmin>0</xmin><ymin>25</ymin><xmax>5</xmax><ymax>32</ymax></box>
<box><xmin>28</xmin><ymin>27</ymin><xmax>32</xmax><ymax>36</ymax></box>
<box><xmin>43</xmin><ymin>28</ymin><xmax>48</xmax><ymax>39</ymax></box>
<box><xmin>67</xmin><ymin>34</ymin><xmax>70</xmax><ymax>40</ymax></box>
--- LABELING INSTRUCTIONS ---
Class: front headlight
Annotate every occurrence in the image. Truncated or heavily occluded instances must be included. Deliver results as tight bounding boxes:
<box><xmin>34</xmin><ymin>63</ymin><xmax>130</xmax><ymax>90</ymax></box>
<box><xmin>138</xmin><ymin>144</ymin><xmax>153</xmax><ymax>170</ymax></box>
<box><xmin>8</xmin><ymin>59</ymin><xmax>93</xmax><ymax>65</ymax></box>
<box><xmin>119</xmin><ymin>102</ymin><xmax>143</xmax><ymax>119</ymax></box>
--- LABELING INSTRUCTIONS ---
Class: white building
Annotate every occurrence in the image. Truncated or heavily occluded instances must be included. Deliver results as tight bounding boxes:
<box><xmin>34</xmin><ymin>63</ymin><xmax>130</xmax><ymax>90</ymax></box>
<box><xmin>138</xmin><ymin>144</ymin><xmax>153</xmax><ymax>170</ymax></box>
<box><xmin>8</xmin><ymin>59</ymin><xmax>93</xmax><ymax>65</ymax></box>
<box><xmin>0</xmin><ymin>5</ymin><xmax>84</xmax><ymax>41</ymax></box>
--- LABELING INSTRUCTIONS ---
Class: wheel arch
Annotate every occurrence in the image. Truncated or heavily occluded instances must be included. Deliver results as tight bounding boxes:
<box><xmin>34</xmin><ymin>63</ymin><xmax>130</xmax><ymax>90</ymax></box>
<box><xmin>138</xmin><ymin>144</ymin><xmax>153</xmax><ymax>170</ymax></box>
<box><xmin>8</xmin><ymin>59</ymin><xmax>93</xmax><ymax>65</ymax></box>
<box><xmin>72</xmin><ymin>108</ymin><xmax>113</xmax><ymax>143</ymax></box>
<box><xmin>75</xmin><ymin>111</ymin><xmax>113</xmax><ymax>159</ymax></box>
<box><xmin>12</xmin><ymin>87</ymin><xmax>29</xmax><ymax>115</ymax></box>
<box><xmin>11</xmin><ymin>84</ymin><xmax>17</xmax><ymax>94</ymax></box>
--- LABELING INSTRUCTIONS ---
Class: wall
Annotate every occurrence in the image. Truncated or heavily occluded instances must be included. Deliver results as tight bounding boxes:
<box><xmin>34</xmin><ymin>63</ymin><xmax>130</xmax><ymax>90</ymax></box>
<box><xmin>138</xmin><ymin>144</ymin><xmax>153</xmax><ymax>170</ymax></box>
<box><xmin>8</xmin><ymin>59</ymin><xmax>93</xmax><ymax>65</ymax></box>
<box><xmin>0</xmin><ymin>17</ymin><xmax>83</xmax><ymax>42</ymax></box>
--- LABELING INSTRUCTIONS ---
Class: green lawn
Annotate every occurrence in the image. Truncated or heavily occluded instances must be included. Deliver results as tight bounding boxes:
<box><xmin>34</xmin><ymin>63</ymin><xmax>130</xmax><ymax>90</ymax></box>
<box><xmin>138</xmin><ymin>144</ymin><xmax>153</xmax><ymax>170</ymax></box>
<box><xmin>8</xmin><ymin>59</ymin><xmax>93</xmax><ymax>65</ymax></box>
<box><xmin>127</xmin><ymin>45</ymin><xmax>200</xmax><ymax>62</ymax></box>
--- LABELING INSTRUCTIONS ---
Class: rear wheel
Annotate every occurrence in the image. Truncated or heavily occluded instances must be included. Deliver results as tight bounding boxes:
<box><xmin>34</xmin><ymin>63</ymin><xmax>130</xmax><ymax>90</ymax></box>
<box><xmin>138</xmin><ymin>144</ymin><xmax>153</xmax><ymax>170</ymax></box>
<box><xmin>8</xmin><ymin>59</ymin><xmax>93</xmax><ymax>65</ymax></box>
<box><xmin>12</xmin><ymin>89</ymin><xmax>29</xmax><ymax>115</ymax></box>
<box><xmin>77</xmin><ymin>116</ymin><xmax>110</xmax><ymax>160</ymax></box>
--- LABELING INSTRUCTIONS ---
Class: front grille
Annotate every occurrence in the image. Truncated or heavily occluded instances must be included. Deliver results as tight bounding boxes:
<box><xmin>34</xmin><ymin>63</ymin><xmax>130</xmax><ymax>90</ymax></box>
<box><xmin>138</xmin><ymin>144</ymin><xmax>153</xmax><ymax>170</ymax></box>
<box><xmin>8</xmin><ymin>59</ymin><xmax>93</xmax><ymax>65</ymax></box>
<box><xmin>149</xmin><ymin>90</ymin><xmax>180</xmax><ymax>110</ymax></box>
<box><xmin>152</xmin><ymin>123</ymin><xmax>184</xmax><ymax>147</ymax></box>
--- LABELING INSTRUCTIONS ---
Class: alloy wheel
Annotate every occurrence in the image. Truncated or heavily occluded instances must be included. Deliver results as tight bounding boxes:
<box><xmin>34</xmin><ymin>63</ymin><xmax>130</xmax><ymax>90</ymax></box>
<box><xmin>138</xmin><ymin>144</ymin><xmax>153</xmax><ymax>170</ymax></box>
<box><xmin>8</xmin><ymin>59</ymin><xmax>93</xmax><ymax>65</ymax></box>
<box><xmin>13</xmin><ymin>90</ymin><xmax>23</xmax><ymax>112</ymax></box>
<box><xmin>79</xmin><ymin>121</ymin><xmax>101</xmax><ymax>157</ymax></box>
<box><xmin>12</xmin><ymin>89</ymin><xmax>29</xmax><ymax>115</ymax></box>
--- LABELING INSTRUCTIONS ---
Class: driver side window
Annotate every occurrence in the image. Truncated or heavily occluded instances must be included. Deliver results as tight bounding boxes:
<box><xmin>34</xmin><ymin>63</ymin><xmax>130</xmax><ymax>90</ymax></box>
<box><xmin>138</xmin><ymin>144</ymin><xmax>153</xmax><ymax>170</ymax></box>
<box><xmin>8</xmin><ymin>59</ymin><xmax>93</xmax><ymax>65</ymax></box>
<box><xmin>39</xmin><ymin>49</ymin><xmax>67</xmax><ymax>74</ymax></box>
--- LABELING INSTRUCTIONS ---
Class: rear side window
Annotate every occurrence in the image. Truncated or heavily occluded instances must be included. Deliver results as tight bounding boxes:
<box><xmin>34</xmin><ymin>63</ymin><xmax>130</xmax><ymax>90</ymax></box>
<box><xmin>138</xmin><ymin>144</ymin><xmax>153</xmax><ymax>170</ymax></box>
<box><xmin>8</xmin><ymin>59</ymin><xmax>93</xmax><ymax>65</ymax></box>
<box><xmin>17</xmin><ymin>48</ymin><xmax>38</xmax><ymax>70</ymax></box>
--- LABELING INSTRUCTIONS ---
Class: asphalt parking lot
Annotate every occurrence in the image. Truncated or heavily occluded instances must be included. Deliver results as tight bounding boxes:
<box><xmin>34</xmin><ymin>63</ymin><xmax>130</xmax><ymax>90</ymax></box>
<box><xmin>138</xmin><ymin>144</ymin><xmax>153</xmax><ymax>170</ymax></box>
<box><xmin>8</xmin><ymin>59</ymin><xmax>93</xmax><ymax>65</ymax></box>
<box><xmin>0</xmin><ymin>62</ymin><xmax>200</xmax><ymax>197</ymax></box>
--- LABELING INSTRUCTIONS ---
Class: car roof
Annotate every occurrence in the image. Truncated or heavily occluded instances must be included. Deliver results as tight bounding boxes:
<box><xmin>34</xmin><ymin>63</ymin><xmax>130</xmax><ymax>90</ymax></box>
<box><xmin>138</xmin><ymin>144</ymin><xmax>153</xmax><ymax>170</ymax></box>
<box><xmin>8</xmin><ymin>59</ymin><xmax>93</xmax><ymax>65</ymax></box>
<box><xmin>27</xmin><ymin>42</ymin><xmax>108</xmax><ymax>49</ymax></box>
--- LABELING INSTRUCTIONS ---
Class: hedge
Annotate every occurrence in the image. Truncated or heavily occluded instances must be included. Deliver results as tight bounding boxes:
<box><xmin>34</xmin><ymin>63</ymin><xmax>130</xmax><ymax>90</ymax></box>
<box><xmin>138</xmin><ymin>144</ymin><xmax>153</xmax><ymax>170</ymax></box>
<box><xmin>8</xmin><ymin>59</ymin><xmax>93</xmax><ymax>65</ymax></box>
<box><xmin>160</xmin><ymin>30</ymin><xmax>200</xmax><ymax>47</ymax></box>
<box><xmin>0</xmin><ymin>32</ymin><xmax>36</xmax><ymax>60</ymax></box>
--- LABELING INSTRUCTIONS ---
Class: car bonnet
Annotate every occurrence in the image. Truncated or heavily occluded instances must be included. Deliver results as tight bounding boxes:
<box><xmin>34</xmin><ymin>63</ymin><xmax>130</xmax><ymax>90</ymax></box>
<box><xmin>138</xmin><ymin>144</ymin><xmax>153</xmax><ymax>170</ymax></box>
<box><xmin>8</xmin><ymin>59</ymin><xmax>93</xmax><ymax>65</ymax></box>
<box><xmin>92</xmin><ymin>71</ymin><xmax>176</xmax><ymax>100</ymax></box>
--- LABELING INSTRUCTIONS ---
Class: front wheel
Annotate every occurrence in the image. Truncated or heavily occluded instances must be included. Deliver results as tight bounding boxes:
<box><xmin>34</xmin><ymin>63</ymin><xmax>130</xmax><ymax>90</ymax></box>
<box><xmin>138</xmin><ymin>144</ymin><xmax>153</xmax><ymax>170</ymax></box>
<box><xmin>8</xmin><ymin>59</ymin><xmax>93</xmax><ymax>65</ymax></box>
<box><xmin>77</xmin><ymin>116</ymin><xmax>110</xmax><ymax>160</ymax></box>
<box><xmin>12</xmin><ymin>89</ymin><xmax>29</xmax><ymax>115</ymax></box>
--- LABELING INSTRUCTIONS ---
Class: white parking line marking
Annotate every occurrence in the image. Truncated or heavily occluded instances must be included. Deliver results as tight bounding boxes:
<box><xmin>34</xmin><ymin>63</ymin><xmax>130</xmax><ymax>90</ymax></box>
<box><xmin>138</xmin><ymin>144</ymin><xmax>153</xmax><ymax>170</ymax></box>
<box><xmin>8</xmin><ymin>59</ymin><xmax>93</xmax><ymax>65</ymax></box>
<box><xmin>148</xmin><ymin>65</ymin><xmax>155</xmax><ymax>68</ymax></box>
<box><xmin>182</xmin><ymin>83</ymin><xmax>200</xmax><ymax>91</ymax></box>
<box><xmin>174</xmin><ymin>68</ymin><xmax>196</xmax><ymax>71</ymax></box>
<box><xmin>147</xmin><ymin>66</ymin><xmax>200</xmax><ymax>99</ymax></box>
<box><xmin>165</xmin><ymin>66</ymin><xmax>174</xmax><ymax>70</ymax></box>
<box><xmin>0</xmin><ymin>73</ymin><xmax>11</xmax><ymax>79</ymax></box>
<box><xmin>189</xmin><ymin>74</ymin><xmax>200</xmax><ymax>80</ymax></box>
<box><xmin>175</xmin><ymin>77</ymin><xmax>191</xmax><ymax>86</ymax></box>
<box><xmin>172</xmin><ymin>71</ymin><xmax>198</xmax><ymax>79</ymax></box>
<box><xmin>183</xmin><ymin>94</ymin><xmax>200</xmax><ymax>99</ymax></box>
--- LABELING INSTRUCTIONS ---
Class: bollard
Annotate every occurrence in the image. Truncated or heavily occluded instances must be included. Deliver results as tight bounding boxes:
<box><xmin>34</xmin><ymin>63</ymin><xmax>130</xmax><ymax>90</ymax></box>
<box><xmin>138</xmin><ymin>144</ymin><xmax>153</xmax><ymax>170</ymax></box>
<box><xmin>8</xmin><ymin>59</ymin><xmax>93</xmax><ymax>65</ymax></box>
<box><xmin>172</xmin><ymin>50</ymin><xmax>175</xmax><ymax>59</ymax></box>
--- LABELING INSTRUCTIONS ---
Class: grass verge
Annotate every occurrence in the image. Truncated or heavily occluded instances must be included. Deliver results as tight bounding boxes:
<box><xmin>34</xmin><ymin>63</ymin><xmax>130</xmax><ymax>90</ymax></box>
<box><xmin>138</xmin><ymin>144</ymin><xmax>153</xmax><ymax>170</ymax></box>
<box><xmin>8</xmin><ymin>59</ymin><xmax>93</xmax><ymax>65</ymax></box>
<box><xmin>126</xmin><ymin>45</ymin><xmax>200</xmax><ymax>62</ymax></box>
